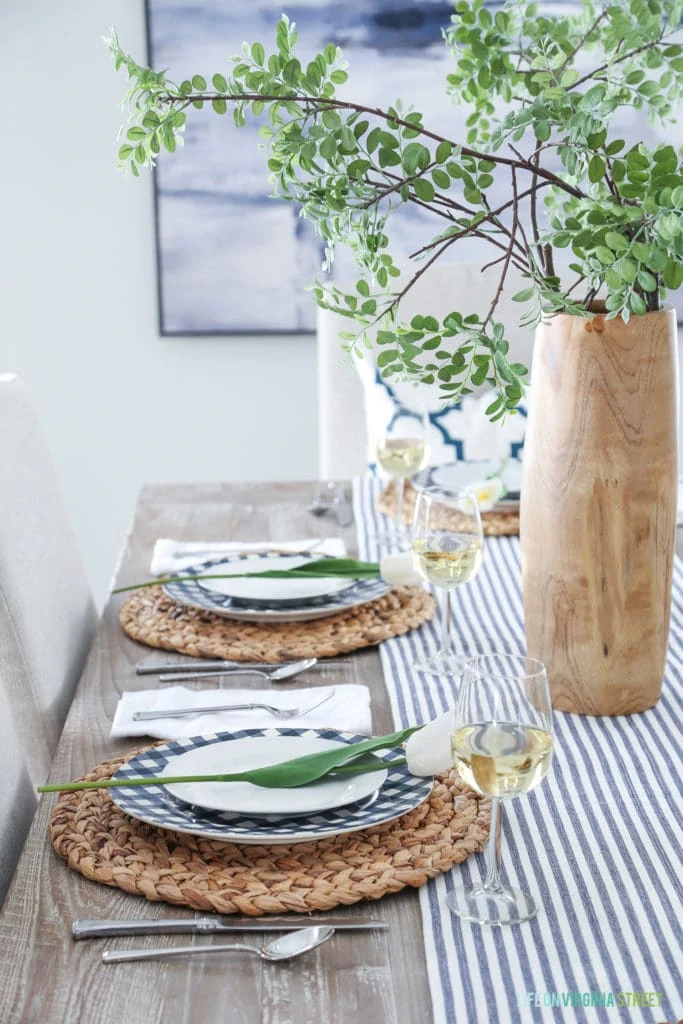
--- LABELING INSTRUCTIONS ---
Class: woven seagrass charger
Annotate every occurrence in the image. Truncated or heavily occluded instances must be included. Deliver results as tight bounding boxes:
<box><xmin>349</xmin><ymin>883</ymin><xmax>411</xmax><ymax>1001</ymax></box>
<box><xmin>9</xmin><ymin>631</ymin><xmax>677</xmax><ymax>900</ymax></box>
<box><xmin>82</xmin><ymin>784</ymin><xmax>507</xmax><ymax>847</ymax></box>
<box><xmin>379</xmin><ymin>480</ymin><xmax>520</xmax><ymax>537</ymax></box>
<box><xmin>120</xmin><ymin>585</ymin><xmax>436</xmax><ymax>662</ymax></box>
<box><xmin>48</xmin><ymin>749</ymin><xmax>489</xmax><ymax>913</ymax></box>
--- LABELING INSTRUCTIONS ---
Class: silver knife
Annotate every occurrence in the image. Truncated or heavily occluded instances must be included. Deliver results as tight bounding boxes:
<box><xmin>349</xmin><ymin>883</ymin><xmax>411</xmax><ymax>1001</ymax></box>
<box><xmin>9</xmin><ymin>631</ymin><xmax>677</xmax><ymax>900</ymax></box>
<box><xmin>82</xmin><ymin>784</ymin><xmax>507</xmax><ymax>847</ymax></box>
<box><xmin>135</xmin><ymin>659</ymin><xmax>344</xmax><ymax>675</ymax></box>
<box><xmin>73</xmin><ymin>916</ymin><xmax>387</xmax><ymax>939</ymax></box>
<box><xmin>137</xmin><ymin>659</ymin><xmax>308</xmax><ymax>675</ymax></box>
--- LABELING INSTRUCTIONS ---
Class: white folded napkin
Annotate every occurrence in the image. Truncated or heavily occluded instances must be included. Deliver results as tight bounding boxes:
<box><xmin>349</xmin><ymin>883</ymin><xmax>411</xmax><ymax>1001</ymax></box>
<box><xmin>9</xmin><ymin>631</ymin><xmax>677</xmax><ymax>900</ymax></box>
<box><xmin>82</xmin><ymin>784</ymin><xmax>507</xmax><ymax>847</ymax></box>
<box><xmin>111</xmin><ymin>685</ymin><xmax>372</xmax><ymax>740</ymax></box>
<box><xmin>150</xmin><ymin>537</ymin><xmax>347</xmax><ymax>576</ymax></box>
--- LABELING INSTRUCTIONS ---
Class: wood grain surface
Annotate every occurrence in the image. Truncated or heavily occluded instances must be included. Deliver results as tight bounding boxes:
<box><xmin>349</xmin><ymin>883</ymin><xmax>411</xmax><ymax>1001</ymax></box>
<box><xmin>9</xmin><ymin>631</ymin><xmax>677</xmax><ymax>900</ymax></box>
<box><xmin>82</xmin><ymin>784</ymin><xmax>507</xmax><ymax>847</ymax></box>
<box><xmin>0</xmin><ymin>482</ymin><xmax>433</xmax><ymax>1024</ymax></box>
<box><xmin>521</xmin><ymin>308</ymin><xmax>678</xmax><ymax>715</ymax></box>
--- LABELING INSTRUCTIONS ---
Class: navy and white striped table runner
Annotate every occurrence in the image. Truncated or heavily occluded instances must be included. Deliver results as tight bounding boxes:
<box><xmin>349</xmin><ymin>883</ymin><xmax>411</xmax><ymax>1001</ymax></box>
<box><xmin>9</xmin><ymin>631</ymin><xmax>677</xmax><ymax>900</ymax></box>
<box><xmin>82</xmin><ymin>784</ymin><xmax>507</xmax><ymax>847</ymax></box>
<box><xmin>354</xmin><ymin>476</ymin><xmax>682</xmax><ymax>1024</ymax></box>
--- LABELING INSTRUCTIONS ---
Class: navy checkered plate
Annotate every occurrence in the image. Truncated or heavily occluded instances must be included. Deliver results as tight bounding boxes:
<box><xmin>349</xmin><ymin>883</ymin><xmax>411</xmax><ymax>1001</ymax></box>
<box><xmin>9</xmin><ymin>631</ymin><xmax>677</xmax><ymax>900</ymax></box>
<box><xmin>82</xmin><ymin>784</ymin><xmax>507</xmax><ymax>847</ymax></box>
<box><xmin>163</xmin><ymin>552</ymin><xmax>390</xmax><ymax>623</ymax></box>
<box><xmin>109</xmin><ymin>728</ymin><xmax>433</xmax><ymax>845</ymax></box>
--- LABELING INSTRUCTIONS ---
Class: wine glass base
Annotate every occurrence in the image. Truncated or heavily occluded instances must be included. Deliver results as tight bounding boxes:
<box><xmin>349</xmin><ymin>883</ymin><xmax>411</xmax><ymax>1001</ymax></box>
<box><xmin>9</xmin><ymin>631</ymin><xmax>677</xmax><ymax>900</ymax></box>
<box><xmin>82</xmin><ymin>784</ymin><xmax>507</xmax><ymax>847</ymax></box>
<box><xmin>447</xmin><ymin>883</ymin><xmax>538</xmax><ymax>926</ymax></box>
<box><xmin>413</xmin><ymin>650</ymin><xmax>468</xmax><ymax>677</ymax></box>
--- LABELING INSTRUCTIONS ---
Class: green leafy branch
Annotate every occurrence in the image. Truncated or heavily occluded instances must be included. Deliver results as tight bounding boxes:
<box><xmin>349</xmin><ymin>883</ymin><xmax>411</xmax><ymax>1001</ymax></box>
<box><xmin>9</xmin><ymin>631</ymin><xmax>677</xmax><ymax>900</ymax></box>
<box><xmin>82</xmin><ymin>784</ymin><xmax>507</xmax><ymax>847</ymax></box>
<box><xmin>105</xmin><ymin>0</ymin><xmax>683</xmax><ymax>417</ymax></box>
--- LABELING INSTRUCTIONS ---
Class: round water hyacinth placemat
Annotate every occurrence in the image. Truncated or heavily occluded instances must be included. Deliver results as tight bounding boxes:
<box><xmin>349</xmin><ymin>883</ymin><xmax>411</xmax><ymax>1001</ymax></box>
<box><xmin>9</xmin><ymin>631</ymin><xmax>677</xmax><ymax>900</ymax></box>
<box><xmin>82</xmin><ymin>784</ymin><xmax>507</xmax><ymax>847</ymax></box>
<box><xmin>119</xmin><ymin>585</ymin><xmax>436</xmax><ymax>662</ymax></box>
<box><xmin>379</xmin><ymin>480</ymin><xmax>520</xmax><ymax>537</ymax></box>
<box><xmin>48</xmin><ymin>749</ymin><xmax>489</xmax><ymax>915</ymax></box>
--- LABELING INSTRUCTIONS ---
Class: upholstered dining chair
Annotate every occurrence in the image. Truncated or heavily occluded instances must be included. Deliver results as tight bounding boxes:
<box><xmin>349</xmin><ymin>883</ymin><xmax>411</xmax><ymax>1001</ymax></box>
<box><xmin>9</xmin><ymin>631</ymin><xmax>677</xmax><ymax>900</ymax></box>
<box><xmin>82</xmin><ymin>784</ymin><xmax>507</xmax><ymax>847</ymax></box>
<box><xmin>316</xmin><ymin>262</ymin><xmax>535</xmax><ymax>479</ymax></box>
<box><xmin>0</xmin><ymin>680</ymin><xmax>37</xmax><ymax>905</ymax></box>
<box><xmin>0</xmin><ymin>373</ymin><xmax>97</xmax><ymax>788</ymax></box>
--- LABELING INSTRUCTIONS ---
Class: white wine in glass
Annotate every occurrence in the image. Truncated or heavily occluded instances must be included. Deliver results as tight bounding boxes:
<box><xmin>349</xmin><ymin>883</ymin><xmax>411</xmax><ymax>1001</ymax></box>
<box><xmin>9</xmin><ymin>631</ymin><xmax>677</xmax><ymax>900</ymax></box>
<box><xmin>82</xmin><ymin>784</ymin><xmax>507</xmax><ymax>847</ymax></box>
<box><xmin>374</xmin><ymin>414</ymin><xmax>428</xmax><ymax>551</ymax></box>
<box><xmin>376</xmin><ymin>436</ymin><xmax>427</xmax><ymax>478</ymax></box>
<box><xmin>411</xmin><ymin>486</ymin><xmax>484</xmax><ymax>675</ymax></box>
<box><xmin>448</xmin><ymin>653</ymin><xmax>554</xmax><ymax>926</ymax></box>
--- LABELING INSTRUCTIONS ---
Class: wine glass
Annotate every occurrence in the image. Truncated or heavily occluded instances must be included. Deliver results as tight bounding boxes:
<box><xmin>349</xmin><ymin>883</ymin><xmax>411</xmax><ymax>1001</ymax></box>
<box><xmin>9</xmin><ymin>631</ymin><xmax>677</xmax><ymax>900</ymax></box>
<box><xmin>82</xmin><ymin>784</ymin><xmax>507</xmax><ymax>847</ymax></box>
<box><xmin>448</xmin><ymin>653</ymin><xmax>554</xmax><ymax>925</ymax></box>
<box><xmin>411</xmin><ymin>486</ymin><xmax>484</xmax><ymax>675</ymax></box>
<box><xmin>374</xmin><ymin>411</ymin><xmax>428</xmax><ymax>550</ymax></box>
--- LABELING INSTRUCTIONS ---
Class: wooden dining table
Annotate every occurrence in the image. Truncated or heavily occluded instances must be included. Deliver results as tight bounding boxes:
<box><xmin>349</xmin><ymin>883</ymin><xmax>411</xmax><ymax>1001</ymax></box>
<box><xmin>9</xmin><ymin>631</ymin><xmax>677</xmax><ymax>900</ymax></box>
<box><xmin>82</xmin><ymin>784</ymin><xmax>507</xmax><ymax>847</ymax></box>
<box><xmin>0</xmin><ymin>481</ymin><xmax>436</xmax><ymax>1024</ymax></box>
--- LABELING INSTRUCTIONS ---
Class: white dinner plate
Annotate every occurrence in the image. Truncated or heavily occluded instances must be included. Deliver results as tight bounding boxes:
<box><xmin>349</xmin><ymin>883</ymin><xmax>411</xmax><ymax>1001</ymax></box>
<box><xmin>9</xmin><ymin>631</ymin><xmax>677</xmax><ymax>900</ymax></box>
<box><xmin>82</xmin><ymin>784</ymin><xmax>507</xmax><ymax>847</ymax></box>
<box><xmin>197</xmin><ymin>553</ymin><xmax>354</xmax><ymax>606</ymax></box>
<box><xmin>413</xmin><ymin>459</ymin><xmax>522</xmax><ymax>507</ymax></box>
<box><xmin>159</xmin><ymin>735</ymin><xmax>388</xmax><ymax>815</ymax></box>
<box><xmin>163</xmin><ymin>553</ymin><xmax>390</xmax><ymax>623</ymax></box>
<box><xmin>108</xmin><ymin>728</ymin><xmax>433</xmax><ymax>845</ymax></box>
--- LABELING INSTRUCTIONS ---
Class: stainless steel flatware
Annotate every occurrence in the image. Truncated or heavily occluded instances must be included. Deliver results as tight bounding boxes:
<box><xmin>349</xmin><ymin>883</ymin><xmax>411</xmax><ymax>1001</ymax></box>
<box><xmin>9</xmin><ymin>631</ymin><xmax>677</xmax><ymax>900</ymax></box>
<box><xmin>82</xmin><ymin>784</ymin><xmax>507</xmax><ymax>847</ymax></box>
<box><xmin>332</xmin><ymin>499</ymin><xmax>354</xmax><ymax>528</ymax></box>
<box><xmin>158</xmin><ymin>658</ymin><xmax>317</xmax><ymax>684</ymax></box>
<box><xmin>102</xmin><ymin>925</ymin><xmax>334</xmax><ymax>964</ymax></box>
<box><xmin>131</xmin><ymin>689</ymin><xmax>334</xmax><ymax>722</ymax></box>
<box><xmin>136</xmin><ymin>658</ymin><xmax>319</xmax><ymax>676</ymax></box>
<box><xmin>74</xmin><ymin>915</ymin><xmax>387</xmax><ymax>939</ymax></box>
<box><xmin>308</xmin><ymin>481</ymin><xmax>353</xmax><ymax>526</ymax></box>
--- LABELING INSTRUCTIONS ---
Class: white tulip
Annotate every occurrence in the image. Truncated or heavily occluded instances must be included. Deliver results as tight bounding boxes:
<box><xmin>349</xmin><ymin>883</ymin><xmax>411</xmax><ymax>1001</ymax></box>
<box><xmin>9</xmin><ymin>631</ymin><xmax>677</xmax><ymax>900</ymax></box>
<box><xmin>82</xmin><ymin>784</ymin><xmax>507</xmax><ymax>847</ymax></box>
<box><xmin>379</xmin><ymin>552</ymin><xmax>422</xmax><ymax>587</ymax></box>
<box><xmin>405</xmin><ymin>709</ymin><xmax>456</xmax><ymax>776</ymax></box>
<box><xmin>466</xmin><ymin>476</ymin><xmax>505</xmax><ymax>512</ymax></box>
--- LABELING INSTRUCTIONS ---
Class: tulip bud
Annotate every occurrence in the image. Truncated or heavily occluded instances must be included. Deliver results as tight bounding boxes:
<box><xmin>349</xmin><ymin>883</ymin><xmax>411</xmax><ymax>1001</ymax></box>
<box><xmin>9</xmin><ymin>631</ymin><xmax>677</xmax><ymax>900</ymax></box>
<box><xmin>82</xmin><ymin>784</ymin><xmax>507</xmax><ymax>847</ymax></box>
<box><xmin>405</xmin><ymin>709</ymin><xmax>456</xmax><ymax>775</ymax></box>
<box><xmin>379</xmin><ymin>552</ymin><xmax>422</xmax><ymax>587</ymax></box>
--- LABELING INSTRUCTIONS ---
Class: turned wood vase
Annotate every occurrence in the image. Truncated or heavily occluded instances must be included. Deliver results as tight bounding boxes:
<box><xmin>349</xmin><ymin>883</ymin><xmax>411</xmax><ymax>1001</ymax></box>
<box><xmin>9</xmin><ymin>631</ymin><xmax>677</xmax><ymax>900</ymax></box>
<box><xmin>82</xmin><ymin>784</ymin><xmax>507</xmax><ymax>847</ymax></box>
<box><xmin>520</xmin><ymin>307</ymin><xmax>678</xmax><ymax>715</ymax></box>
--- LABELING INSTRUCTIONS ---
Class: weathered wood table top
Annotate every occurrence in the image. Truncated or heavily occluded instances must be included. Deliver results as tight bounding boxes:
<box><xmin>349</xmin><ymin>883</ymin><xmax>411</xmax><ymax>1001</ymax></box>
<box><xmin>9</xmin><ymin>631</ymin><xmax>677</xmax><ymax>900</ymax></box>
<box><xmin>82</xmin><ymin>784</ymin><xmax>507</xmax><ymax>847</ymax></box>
<box><xmin>0</xmin><ymin>482</ymin><xmax>433</xmax><ymax>1024</ymax></box>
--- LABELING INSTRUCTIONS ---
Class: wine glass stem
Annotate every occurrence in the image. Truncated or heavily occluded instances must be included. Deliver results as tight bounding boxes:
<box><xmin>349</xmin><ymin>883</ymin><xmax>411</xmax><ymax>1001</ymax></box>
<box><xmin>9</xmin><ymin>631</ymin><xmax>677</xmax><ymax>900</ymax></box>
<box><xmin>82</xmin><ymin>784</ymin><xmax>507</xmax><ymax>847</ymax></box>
<box><xmin>395</xmin><ymin>476</ymin><xmax>405</xmax><ymax>533</ymax></box>
<box><xmin>441</xmin><ymin>589</ymin><xmax>453</xmax><ymax>653</ymax></box>
<box><xmin>483</xmin><ymin>798</ymin><xmax>504</xmax><ymax>893</ymax></box>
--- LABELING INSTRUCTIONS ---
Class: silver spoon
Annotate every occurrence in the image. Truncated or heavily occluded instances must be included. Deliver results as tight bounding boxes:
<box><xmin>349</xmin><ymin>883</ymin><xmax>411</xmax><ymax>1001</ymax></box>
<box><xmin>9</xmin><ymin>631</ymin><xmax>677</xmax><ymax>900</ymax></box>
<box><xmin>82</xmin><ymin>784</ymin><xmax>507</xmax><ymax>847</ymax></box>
<box><xmin>102</xmin><ymin>925</ymin><xmax>334</xmax><ymax>963</ymax></box>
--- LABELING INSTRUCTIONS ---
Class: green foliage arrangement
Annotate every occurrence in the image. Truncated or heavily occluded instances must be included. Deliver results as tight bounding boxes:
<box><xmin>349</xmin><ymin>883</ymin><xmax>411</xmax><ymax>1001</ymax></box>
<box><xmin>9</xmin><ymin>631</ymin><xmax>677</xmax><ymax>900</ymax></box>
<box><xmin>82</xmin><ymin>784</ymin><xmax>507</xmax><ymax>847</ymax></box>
<box><xmin>107</xmin><ymin>0</ymin><xmax>683</xmax><ymax>418</ymax></box>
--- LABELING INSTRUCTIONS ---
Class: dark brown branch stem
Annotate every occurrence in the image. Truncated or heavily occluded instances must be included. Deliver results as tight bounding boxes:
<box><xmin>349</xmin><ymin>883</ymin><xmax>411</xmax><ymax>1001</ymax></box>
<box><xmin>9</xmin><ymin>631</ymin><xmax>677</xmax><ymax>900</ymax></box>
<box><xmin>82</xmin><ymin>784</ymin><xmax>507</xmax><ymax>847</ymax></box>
<box><xmin>527</xmin><ymin>145</ymin><xmax>546</xmax><ymax>273</ymax></box>
<box><xmin>483</xmin><ymin>167</ymin><xmax>520</xmax><ymax>330</ymax></box>
<box><xmin>409</xmin><ymin>179</ymin><xmax>554</xmax><ymax>261</ymax></box>
<box><xmin>543</xmin><ymin>243</ymin><xmax>556</xmax><ymax>280</ymax></box>
<box><xmin>564</xmin><ymin>8</ymin><xmax>609</xmax><ymax>64</ymax></box>
<box><xmin>163</xmin><ymin>91</ymin><xmax>587</xmax><ymax>200</ymax></box>
<box><xmin>479</xmin><ymin>189</ymin><xmax>529</xmax><ymax>264</ymax></box>
<box><xmin>566</xmin><ymin>29</ymin><xmax>673</xmax><ymax>91</ymax></box>
<box><xmin>377</xmin><ymin>234</ymin><xmax>460</xmax><ymax>324</ymax></box>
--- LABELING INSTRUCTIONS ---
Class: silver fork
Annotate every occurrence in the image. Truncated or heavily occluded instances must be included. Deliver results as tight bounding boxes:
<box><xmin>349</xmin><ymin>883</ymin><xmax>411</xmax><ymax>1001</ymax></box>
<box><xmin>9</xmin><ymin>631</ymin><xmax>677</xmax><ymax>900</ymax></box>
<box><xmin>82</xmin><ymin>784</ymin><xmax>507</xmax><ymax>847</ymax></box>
<box><xmin>158</xmin><ymin>658</ymin><xmax>316</xmax><ymax>684</ymax></box>
<box><xmin>132</xmin><ymin>689</ymin><xmax>335</xmax><ymax>722</ymax></box>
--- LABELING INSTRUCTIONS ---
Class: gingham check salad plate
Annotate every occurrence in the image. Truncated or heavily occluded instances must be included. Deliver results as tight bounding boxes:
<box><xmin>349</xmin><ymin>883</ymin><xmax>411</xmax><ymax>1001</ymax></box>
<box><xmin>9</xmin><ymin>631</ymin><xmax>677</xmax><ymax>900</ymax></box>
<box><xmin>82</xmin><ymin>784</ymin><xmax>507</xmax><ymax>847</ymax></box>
<box><xmin>108</xmin><ymin>728</ymin><xmax>433</xmax><ymax>845</ymax></box>
<box><xmin>162</xmin><ymin>551</ymin><xmax>390</xmax><ymax>622</ymax></box>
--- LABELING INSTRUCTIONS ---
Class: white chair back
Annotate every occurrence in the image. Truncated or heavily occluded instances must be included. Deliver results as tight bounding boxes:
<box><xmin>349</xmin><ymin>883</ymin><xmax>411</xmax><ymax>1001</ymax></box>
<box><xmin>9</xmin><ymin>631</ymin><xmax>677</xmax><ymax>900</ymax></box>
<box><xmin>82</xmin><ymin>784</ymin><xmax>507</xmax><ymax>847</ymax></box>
<box><xmin>0</xmin><ymin>681</ymin><xmax>36</xmax><ymax>905</ymax></box>
<box><xmin>317</xmin><ymin>262</ymin><xmax>535</xmax><ymax>479</ymax></box>
<box><xmin>0</xmin><ymin>374</ymin><xmax>97</xmax><ymax>785</ymax></box>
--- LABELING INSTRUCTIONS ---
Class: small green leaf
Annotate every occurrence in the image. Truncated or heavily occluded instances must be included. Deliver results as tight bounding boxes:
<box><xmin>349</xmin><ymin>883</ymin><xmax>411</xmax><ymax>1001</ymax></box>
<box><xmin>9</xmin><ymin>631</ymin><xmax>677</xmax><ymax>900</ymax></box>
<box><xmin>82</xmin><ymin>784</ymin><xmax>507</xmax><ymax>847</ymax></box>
<box><xmin>629</xmin><ymin>293</ymin><xmax>647</xmax><ymax>315</ymax></box>
<box><xmin>560</xmin><ymin>68</ymin><xmax>580</xmax><ymax>88</ymax></box>
<box><xmin>637</xmin><ymin>270</ymin><xmax>657</xmax><ymax>292</ymax></box>
<box><xmin>436</xmin><ymin>140</ymin><xmax>453</xmax><ymax>163</ymax></box>
<box><xmin>595</xmin><ymin>246</ymin><xmax>614</xmax><ymax>265</ymax></box>
<box><xmin>588</xmin><ymin>155</ymin><xmax>605</xmax><ymax>183</ymax></box>
<box><xmin>212</xmin><ymin>73</ymin><xmax>228</xmax><ymax>92</ymax></box>
<box><xmin>413</xmin><ymin>178</ymin><xmax>436</xmax><ymax>202</ymax></box>
<box><xmin>191</xmin><ymin>74</ymin><xmax>207</xmax><ymax>91</ymax></box>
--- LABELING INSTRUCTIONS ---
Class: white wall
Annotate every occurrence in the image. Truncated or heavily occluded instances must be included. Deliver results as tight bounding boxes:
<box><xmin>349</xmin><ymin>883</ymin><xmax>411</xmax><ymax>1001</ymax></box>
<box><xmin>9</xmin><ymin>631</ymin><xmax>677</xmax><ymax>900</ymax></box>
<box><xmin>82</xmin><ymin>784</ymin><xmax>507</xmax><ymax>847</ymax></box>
<box><xmin>0</xmin><ymin>1</ymin><xmax>318</xmax><ymax>609</ymax></box>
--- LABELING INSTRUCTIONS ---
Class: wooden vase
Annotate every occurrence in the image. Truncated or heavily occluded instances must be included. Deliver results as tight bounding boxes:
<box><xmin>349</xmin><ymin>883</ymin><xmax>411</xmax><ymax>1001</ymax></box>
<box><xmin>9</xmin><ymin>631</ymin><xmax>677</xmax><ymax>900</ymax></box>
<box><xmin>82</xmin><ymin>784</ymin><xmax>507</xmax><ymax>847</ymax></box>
<box><xmin>520</xmin><ymin>306</ymin><xmax>678</xmax><ymax>715</ymax></box>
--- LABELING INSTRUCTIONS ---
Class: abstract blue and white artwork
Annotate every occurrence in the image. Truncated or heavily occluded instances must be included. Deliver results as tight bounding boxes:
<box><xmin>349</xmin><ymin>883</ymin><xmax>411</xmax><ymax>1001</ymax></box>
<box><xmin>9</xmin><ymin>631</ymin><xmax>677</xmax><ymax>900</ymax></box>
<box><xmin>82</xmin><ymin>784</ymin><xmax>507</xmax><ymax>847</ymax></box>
<box><xmin>146</xmin><ymin>1</ymin><xmax>681</xmax><ymax>334</ymax></box>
